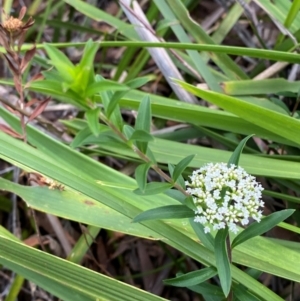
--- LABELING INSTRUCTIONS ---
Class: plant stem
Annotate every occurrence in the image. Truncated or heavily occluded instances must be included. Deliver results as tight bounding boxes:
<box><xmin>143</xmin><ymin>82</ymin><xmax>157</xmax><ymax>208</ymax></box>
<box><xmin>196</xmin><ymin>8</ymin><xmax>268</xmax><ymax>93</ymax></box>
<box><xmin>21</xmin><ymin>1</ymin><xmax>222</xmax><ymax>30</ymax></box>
<box><xmin>100</xmin><ymin>111</ymin><xmax>189</xmax><ymax>196</ymax></box>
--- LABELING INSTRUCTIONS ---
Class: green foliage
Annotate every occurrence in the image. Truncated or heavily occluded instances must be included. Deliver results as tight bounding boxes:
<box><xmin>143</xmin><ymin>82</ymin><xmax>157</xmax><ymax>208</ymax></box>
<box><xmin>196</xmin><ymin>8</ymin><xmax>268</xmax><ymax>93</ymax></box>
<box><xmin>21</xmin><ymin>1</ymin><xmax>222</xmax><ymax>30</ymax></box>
<box><xmin>232</xmin><ymin>209</ymin><xmax>295</xmax><ymax>249</ymax></box>
<box><xmin>135</xmin><ymin>163</ymin><xmax>152</xmax><ymax>191</ymax></box>
<box><xmin>134</xmin><ymin>182</ymin><xmax>173</xmax><ymax>196</ymax></box>
<box><xmin>135</xmin><ymin>95</ymin><xmax>152</xmax><ymax>154</ymax></box>
<box><xmin>190</xmin><ymin>219</ymin><xmax>214</xmax><ymax>251</ymax></box>
<box><xmin>163</xmin><ymin>267</ymin><xmax>217</xmax><ymax>287</ymax></box>
<box><xmin>0</xmin><ymin>1</ymin><xmax>299</xmax><ymax>301</ymax></box>
<box><xmin>227</xmin><ymin>135</ymin><xmax>254</xmax><ymax>166</ymax></box>
<box><xmin>215</xmin><ymin>228</ymin><xmax>231</xmax><ymax>297</ymax></box>
<box><xmin>0</xmin><ymin>227</ymin><xmax>165</xmax><ymax>301</ymax></box>
<box><xmin>171</xmin><ymin>154</ymin><xmax>195</xmax><ymax>182</ymax></box>
<box><xmin>133</xmin><ymin>205</ymin><xmax>195</xmax><ymax>222</ymax></box>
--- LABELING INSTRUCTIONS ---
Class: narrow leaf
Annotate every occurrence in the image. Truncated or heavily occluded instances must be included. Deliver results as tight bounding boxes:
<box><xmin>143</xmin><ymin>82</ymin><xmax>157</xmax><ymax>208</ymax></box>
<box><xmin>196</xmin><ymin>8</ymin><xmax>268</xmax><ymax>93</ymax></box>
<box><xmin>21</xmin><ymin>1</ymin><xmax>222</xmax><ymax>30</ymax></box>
<box><xmin>86</xmin><ymin>107</ymin><xmax>101</xmax><ymax>136</ymax></box>
<box><xmin>70</xmin><ymin>126</ymin><xmax>92</xmax><ymax>149</ymax></box>
<box><xmin>228</xmin><ymin>134</ymin><xmax>254</xmax><ymax>166</ymax></box>
<box><xmin>135</xmin><ymin>95</ymin><xmax>152</xmax><ymax>154</ymax></box>
<box><xmin>130</xmin><ymin>130</ymin><xmax>154</xmax><ymax>142</ymax></box>
<box><xmin>173</xmin><ymin>154</ymin><xmax>195</xmax><ymax>182</ymax></box>
<box><xmin>125</xmin><ymin>76</ymin><xmax>155</xmax><ymax>89</ymax></box>
<box><xmin>163</xmin><ymin>267</ymin><xmax>217</xmax><ymax>287</ymax></box>
<box><xmin>85</xmin><ymin>81</ymin><xmax>128</xmax><ymax>98</ymax></box>
<box><xmin>134</xmin><ymin>182</ymin><xmax>172</xmax><ymax>195</ymax></box>
<box><xmin>135</xmin><ymin>163</ymin><xmax>151</xmax><ymax>192</ymax></box>
<box><xmin>135</xmin><ymin>95</ymin><xmax>151</xmax><ymax>133</ymax></box>
<box><xmin>132</xmin><ymin>205</ymin><xmax>195</xmax><ymax>223</ymax></box>
<box><xmin>215</xmin><ymin>228</ymin><xmax>231</xmax><ymax>297</ymax></box>
<box><xmin>107</xmin><ymin>90</ymin><xmax>129</xmax><ymax>118</ymax></box>
<box><xmin>168</xmin><ymin>163</ymin><xmax>186</xmax><ymax>188</ymax></box>
<box><xmin>164</xmin><ymin>189</ymin><xmax>186</xmax><ymax>204</ymax></box>
<box><xmin>44</xmin><ymin>44</ymin><xmax>75</xmax><ymax>82</ymax></box>
<box><xmin>232</xmin><ymin>209</ymin><xmax>295</xmax><ymax>249</ymax></box>
<box><xmin>20</xmin><ymin>46</ymin><xmax>36</xmax><ymax>73</ymax></box>
<box><xmin>190</xmin><ymin>219</ymin><xmax>214</xmax><ymax>251</ymax></box>
<box><xmin>176</xmin><ymin>174</ymin><xmax>186</xmax><ymax>189</ymax></box>
<box><xmin>26</xmin><ymin>97</ymin><xmax>50</xmax><ymax>123</ymax></box>
<box><xmin>25</xmin><ymin>98</ymin><xmax>40</xmax><ymax>108</ymax></box>
<box><xmin>183</xmin><ymin>196</ymin><xmax>197</xmax><ymax>211</ymax></box>
<box><xmin>0</xmin><ymin>125</ymin><xmax>22</xmax><ymax>139</ymax></box>
<box><xmin>3</xmin><ymin>54</ymin><xmax>18</xmax><ymax>75</ymax></box>
<box><xmin>123</xmin><ymin>125</ymin><xmax>135</xmax><ymax>140</ymax></box>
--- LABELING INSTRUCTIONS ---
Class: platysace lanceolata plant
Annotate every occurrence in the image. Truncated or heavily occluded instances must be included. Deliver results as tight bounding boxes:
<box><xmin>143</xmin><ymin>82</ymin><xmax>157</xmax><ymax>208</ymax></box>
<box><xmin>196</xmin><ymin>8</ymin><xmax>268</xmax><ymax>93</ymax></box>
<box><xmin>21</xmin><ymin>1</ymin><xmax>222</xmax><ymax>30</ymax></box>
<box><xmin>186</xmin><ymin>162</ymin><xmax>264</xmax><ymax>234</ymax></box>
<box><xmin>132</xmin><ymin>134</ymin><xmax>294</xmax><ymax>300</ymax></box>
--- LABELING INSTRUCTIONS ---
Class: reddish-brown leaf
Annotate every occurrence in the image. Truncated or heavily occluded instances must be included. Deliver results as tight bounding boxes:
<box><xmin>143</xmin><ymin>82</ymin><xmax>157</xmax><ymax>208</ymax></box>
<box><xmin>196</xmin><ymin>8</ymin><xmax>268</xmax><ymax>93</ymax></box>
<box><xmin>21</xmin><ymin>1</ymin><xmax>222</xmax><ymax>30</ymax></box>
<box><xmin>20</xmin><ymin>45</ymin><xmax>36</xmax><ymax>73</ymax></box>
<box><xmin>2</xmin><ymin>104</ymin><xmax>21</xmax><ymax>117</ymax></box>
<box><xmin>13</xmin><ymin>75</ymin><xmax>22</xmax><ymax>95</ymax></box>
<box><xmin>32</xmin><ymin>72</ymin><xmax>44</xmax><ymax>81</ymax></box>
<box><xmin>24</xmin><ymin>73</ymin><xmax>44</xmax><ymax>89</ymax></box>
<box><xmin>3</xmin><ymin>54</ymin><xmax>18</xmax><ymax>75</ymax></box>
<box><xmin>18</xmin><ymin>7</ymin><xmax>27</xmax><ymax>21</ymax></box>
<box><xmin>0</xmin><ymin>31</ymin><xmax>9</xmax><ymax>50</ymax></box>
<box><xmin>25</xmin><ymin>98</ymin><xmax>40</xmax><ymax>108</ymax></box>
<box><xmin>21</xmin><ymin>17</ymin><xmax>34</xmax><ymax>31</ymax></box>
<box><xmin>17</xmin><ymin>31</ymin><xmax>26</xmax><ymax>52</ymax></box>
<box><xmin>0</xmin><ymin>124</ymin><xmax>22</xmax><ymax>139</ymax></box>
<box><xmin>26</xmin><ymin>97</ymin><xmax>51</xmax><ymax>123</ymax></box>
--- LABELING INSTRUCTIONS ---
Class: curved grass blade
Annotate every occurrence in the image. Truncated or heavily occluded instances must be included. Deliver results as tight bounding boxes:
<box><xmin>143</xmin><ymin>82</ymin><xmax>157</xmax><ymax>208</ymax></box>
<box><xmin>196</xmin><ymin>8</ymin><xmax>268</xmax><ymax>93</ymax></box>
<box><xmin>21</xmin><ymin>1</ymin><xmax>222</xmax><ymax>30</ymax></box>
<box><xmin>163</xmin><ymin>267</ymin><xmax>217</xmax><ymax>287</ymax></box>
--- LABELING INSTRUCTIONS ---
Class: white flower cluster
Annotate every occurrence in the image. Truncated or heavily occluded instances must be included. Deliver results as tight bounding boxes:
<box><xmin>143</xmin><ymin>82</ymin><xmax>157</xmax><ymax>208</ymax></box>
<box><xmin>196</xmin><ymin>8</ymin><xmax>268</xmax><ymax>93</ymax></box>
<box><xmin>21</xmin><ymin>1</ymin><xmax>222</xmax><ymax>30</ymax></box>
<box><xmin>186</xmin><ymin>162</ymin><xmax>264</xmax><ymax>234</ymax></box>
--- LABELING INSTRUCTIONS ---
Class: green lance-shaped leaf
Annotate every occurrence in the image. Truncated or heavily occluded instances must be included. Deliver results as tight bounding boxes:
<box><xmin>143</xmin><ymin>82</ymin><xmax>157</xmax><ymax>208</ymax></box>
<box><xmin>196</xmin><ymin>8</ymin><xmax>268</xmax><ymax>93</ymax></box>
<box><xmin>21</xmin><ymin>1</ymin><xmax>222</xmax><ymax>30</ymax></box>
<box><xmin>135</xmin><ymin>95</ymin><xmax>152</xmax><ymax>154</ymax></box>
<box><xmin>183</xmin><ymin>196</ymin><xmax>197</xmax><ymax>211</ymax></box>
<box><xmin>215</xmin><ymin>228</ymin><xmax>231</xmax><ymax>297</ymax></box>
<box><xmin>123</xmin><ymin>125</ymin><xmax>134</xmax><ymax>141</ymax></box>
<box><xmin>228</xmin><ymin>134</ymin><xmax>254</xmax><ymax>166</ymax></box>
<box><xmin>44</xmin><ymin>44</ymin><xmax>75</xmax><ymax>83</ymax></box>
<box><xmin>172</xmin><ymin>154</ymin><xmax>195</xmax><ymax>182</ymax></box>
<box><xmin>231</xmin><ymin>209</ymin><xmax>295</xmax><ymax>249</ymax></box>
<box><xmin>190</xmin><ymin>219</ymin><xmax>214</xmax><ymax>251</ymax></box>
<box><xmin>85</xmin><ymin>107</ymin><xmax>101</xmax><ymax>136</ymax></box>
<box><xmin>85</xmin><ymin>81</ymin><xmax>128</xmax><ymax>98</ymax></box>
<box><xmin>106</xmin><ymin>90</ymin><xmax>129</xmax><ymax>118</ymax></box>
<box><xmin>168</xmin><ymin>163</ymin><xmax>185</xmax><ymax>188</ymax></box>
<box><xmin>134</xmin><ymin>182</ymin><xmax>172</xmax><ymax>196</ymax></box>
<box><xmin>95</xmin><ymin>75</ymin><xmax>124</xmax><ymax>131</ymax></box>
<box><xmin>135</xmin><ymin>163</ymin><xmax>152</xmax><ymax>192</ymax></box>
<box><xmin>70</xmin><ymin>126</ymin><xmax>92</xmax><ymax>149</ymax></box>
<box><xmin>78</xmin><ymin>39</ymin><xmax>96</xmax><ymax>67</ymax></box>
<box><xmin>132</xmin><ymin>205</ymin><xmax>195</xmax><ymax>223</ymax></box>
<box><xmin>125</xmin><ymin>75</ymin><xmax>156</xmax><ymax>89</ymax></box>
<box><xmin>163</xmin><ymin>267</ymin><xmax>217</xmax><ymax>287</ymax></box>
<box><xmin>164</xmin><ymin>189</ymin><xmax>186</xmax><ymax>204</ymax></box>
<box><xmin>130</xmin><ymin>130</ymin><xmax>154</xmax><ymax>142</ymax></box>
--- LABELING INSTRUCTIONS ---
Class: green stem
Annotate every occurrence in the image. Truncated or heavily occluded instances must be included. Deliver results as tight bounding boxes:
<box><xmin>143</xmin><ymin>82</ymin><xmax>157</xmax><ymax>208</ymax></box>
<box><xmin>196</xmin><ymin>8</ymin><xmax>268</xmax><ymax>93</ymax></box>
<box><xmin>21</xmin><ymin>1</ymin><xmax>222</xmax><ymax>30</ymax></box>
<box><xmin>99</xmin><ymin>111</ymin><xmax>189</xmax><ymax>196</ymax></box>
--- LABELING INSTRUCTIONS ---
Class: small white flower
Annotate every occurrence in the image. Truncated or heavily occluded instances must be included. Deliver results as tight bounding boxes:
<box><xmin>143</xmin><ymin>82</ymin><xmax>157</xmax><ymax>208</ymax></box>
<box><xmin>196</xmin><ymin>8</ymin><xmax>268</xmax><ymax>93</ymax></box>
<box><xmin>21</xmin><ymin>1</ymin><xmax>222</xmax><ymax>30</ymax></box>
<box><xmin>204</xmin><ymin>226</ymin><xmax>211</xmax><ymax>233</ymax></box>
<box><xmin>186</xmin><ymin>162</ymin><xmax>264</xmax><ymax>234</ymax></box>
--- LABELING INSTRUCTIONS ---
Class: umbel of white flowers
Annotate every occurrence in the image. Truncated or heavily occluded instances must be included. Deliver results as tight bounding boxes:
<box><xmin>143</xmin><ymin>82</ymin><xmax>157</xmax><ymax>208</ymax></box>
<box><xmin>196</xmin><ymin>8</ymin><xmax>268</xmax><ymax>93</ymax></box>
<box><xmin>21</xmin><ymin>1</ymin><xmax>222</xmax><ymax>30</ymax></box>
<box><xmin>186</xmin><ymin>162</ymin><xmax>264</xmax><ymax>234</ymax></box>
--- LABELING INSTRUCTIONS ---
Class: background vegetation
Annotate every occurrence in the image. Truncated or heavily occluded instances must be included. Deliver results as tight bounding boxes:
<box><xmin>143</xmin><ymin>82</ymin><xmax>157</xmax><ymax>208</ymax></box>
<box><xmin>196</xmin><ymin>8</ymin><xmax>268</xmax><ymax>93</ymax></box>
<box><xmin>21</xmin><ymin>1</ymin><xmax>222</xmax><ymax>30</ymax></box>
<box><xmin>0</xmin><ymin>0</ymin><xmax>300</xmax><ymax>300</ymax></box>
